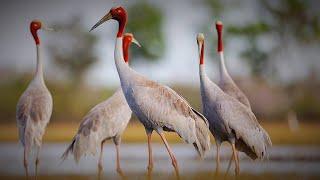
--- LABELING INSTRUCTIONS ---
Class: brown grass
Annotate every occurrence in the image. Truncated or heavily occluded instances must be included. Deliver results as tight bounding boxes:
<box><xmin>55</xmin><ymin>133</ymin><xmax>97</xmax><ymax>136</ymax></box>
<box><xmin>1</xmin><ymin>121</ymin><xmax>319</xmax><ymax>145</ymax></box>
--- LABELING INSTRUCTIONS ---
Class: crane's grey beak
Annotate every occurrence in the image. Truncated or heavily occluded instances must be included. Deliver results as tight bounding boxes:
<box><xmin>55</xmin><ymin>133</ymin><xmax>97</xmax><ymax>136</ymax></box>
<box><xmin>196</xmin><ymin>33</ymin><xmax>204</xmax><ymax>58</ymax></box>
<box><xmin>197</xmin><ymin>40</ymin><xmax>203</xmax><ymax>57</ymax></box>
<box><xmin>42</xmin><ymin>24</ymin><xmax>55</xmax><ymax>32</ymax></box>
<box><xmin>90</xmin><ymin>12</ymin><xmax>113</xmax><ymax>32</ymax></box>
<box><xmin>132</xmin><ymin>37</ymin><xmax>141</xmax><ymax>47</ymax></box>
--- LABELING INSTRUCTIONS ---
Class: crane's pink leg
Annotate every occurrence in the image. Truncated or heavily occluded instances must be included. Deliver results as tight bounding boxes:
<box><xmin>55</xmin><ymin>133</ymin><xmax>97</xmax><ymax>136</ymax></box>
<box><xmin>147</xmin><ymin>132</ymin><xmax>153</xmax><ymax>173</ymax></box>
<box><xmin>158</xmin><ymin>132</ymin><xmax>180</xmax><ymax>179</ymax></box>
<box><xmin>215</xmin><ymin>142</ymin><xmax>221</xmax><ymax>177</ymax></box>
<box><xmin>35</xmin><ymin>146</ymin><xmax>41</xmax><ymax>180</ymax></box>
<box><xmin>115</xmin><ymin>143</ymin><xmax>125</xmax><ymax>178</ymax></box>
<box><xmin>24</xmin><ymin>147</ymin><xmax>29</xmax><ymax>179</ymax></box>
<box><xmin>231</xmin><ymin>143</ymin><xmax>240</xmax><ymax>175</ymax></box>
<box><xmin>224</xmin><ymin>151</ymin><xmax>235</xmax><ymax>178</ymax></box>
<box><xmin>98</xmin><ymin>140</ymin><xmax>106</xmax><ymax>180</ymax></box>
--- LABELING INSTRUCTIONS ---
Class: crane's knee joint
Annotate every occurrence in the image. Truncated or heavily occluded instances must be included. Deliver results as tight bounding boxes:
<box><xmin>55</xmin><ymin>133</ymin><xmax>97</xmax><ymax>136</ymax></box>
<box><xmin>98</xmin><ymin>163</ymin><xmax>103</xmax><ymax>171</ymax></box>
<box><xmin>35</xmin><ymin>158</ymin><xmax>39</xmax><ymax>165</ymax></box>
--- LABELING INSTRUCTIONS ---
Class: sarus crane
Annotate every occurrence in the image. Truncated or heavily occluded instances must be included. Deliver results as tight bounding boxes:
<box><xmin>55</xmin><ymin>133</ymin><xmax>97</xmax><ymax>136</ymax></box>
<box><xmin>16</xmin><ymin>20</ymin><xmax>54</xmax><ymax>178</ymax></box>
<box><xmin>197</xmin><ymin>33</ymin><xmax>271</xmax><ymax>176</ymax></box>
<box><xmin>61</xmin><ymin>33</ymin><xmax>140</xmax><ymax>179</ymax></box>
<box><xmin>90</xmin><ymin>6</ymin><xmax>211</xmax><ymax>179</ymax></box>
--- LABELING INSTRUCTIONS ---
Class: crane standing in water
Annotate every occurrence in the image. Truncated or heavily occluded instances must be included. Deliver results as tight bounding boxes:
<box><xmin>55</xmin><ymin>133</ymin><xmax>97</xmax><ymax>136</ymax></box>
<box><xmin>16</xmin><ymin>20</ymin><xmax>54</xmax><ymax>178</ymax></box>
<box><xmin>90</xmin><ymin>6</ymin><xmax>211</xmax><ymax>179</ymax></box>
<box><xmin>61</xmin><ymin>33</ymin><xmax>140</xmax><ymax>179</ymax></box>
<box><xmin>197</xmin><ymin>33</ymin><xmax>271</xmax><ymax>176</ymax></box>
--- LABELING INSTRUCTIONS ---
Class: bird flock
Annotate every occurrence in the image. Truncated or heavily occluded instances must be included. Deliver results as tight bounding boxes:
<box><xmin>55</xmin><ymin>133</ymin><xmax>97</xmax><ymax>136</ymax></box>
<box><xmin>16</xmin><ymin>6</ymin><xmax>272</xmax><ymax>179</ymax></box>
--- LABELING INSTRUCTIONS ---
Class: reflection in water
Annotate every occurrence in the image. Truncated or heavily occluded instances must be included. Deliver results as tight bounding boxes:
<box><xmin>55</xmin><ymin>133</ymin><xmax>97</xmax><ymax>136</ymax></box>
<box><xmin>0</xmin><ymin>143</ymin><xmax>319</xmax><ymax>176</ymax></box>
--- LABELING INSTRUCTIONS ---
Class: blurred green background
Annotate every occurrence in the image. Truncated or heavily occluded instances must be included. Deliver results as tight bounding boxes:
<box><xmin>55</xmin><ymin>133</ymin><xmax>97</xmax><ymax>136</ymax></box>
<box><xmin>0</xmin><ymin>1</ymin><xmax>320</xmax><ymax>179</ymax></box>
<box><xmin>0</xmin><ymin>0</ymin><xmax>319</xmax><ymax>144</ymax></box>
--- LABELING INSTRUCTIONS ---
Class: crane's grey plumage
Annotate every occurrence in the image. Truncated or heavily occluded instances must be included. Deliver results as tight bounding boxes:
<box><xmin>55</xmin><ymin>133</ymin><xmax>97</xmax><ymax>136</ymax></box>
<box><xmin>197</xmin><ymin>33</ymin><xmax>271</xmax><ymax>175</ymax></box>
<box><xmin>16</xmin><ymin>39</ymin><xmax>53</xmax><ymax>177</ymax></box>
<box><xmin>116</xmin><ymin>38</ymin><xmax>210</xmax><ymax>176</ymax></box>
<box><xmin>61</xmin><ymin>33</ymin><xmax>139</xmax><ymax>178</ymax></box>
<box><xmin>61</xmin><ymin>89</ymin><xmax>131</xmax><ymax>161</ymax></box>
<box><xmin>215</xmin><ymin>21</ymin><xmax>272</xmax><ymax>175</ymax></box>
<box><xmin>89</xmin><ymin>7</ymin><xmax>211</xmax><ymax>178</ymax></box>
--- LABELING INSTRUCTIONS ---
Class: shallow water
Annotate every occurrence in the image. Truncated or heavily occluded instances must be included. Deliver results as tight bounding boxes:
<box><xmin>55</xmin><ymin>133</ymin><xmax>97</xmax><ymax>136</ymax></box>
<box><xmin>0</xmin><ymin>143</ymin><xmax>319</xmax><ymax>176</ymax></box>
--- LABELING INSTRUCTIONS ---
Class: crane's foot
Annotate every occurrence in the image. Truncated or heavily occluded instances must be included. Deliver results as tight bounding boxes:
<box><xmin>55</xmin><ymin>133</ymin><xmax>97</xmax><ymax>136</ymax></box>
<box><xmin>97</xmin><ymin>163</ymin><xmax>103</xmax><ymax>180</ymax></box>
<box><xmin>235</xmin><ymin>167</ymin><xmax>240</xmax><ymax>176</ymax></box>
<box><xmin>24</xmin><ymin>159</ymin><xmax>29</xmax><ymax>179</ymax></box>
<box><xmin>172</xmin><ymin>159</ymin><xmax>180</xmax><ymax>180</ymax></box>
<box><xmin>35</xmin><ymin>158</ymin><xmax>40</xmax><ymax>180</ymax></box>
<box><xmin>146</xmin><ymin>164</ymin><xmax>153</xmax><ymax>180</ymax></box>
<box><xmin>116</xmin><ymin>167</ymin><xmax>126</xmax><ymax>179</ymax></box>
<box><xmin>215</xmin><ymin>163</ymin><xmax>220</xmax><ymax>177</ymax></box>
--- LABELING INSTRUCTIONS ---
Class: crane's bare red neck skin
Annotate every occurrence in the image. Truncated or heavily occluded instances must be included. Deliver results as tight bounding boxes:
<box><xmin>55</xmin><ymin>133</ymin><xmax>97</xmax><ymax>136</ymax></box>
<box><xmin>200</xmin><ymin>42</ymin><xmax>204</xmax><ymax>65</ymax></box>
<box><xmin>30</xmin><ymin>21</ymin><xmax>42</xmax><ymax>45</ymax></box>
<box><xmin>111</xmin><ymin>7</ymin><xmax>127</xmax><ymax>37</ymax></box>
<box><xmin>123</xmin><ymin>36</ymin><xmax>132</xmax><ymax>64</ymax></box>
<box><xmin>216</xmin><ymin>22</ymin><xmax>223</xmax><ymax>52</ymax></box>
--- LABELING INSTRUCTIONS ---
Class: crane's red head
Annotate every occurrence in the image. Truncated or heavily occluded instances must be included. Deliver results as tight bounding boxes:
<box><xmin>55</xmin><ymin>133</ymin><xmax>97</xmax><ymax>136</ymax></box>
<box><xmin>90</xmin><ymin>6</ymin><xmax>127</xmax><ymax>37</ymax></box>
<box><xmin>197</xmin><ymin>33</ymin><xmax>205</xmax><ymax>65</ymax></box>
<box><xmin>123</xmin><ymin>33</ymin><xmax>141</xmax><ymax>63</ymax></box>
<box><xmin>30</xmin><ymin>20</ymin><xmax>42</xmax><ymax>45</ymax></box>
<box><xmin>215</xmin><ymin>21</ymin><xmax>223</xmax><ymax>52</ymax></box>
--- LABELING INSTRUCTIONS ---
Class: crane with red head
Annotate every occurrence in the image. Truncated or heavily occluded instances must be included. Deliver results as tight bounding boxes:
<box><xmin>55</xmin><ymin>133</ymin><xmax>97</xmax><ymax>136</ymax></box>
<box><xmin>90</xmin><ymin>6</ymin><xmax>211</xmax><ymax>179</ymax></box>
<box><xmin>61</xmin><ymin>33</ymin><xmax>140</xmax><ymax>179</ymax></box>
<box><xmin>16</xmin><ymin>20</ymin><xmax>54</xmax><ymax>178</ymax></box>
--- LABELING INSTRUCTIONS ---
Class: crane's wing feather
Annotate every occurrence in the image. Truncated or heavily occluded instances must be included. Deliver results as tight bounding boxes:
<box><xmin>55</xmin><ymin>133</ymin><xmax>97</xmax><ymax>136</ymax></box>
<box><xmin>219</xmin><ymin>80</ymin><xmax>251</xmax><ymax>109</ymax></box>
<box><xmin>16</xmin><ymin>89</ymin><xmax>52</xmax><ymax>147</ymax></box>
<box><xmin>132</xmin><ymin>81</ymin><xmax>210</xmax><ymax>157</ymax></box>
<box><xmin>218</xmin><ymin>97</ymin><xmax>271</xmax><ymax>159</ymax></box>
<box><xmin>62</xmin><ymin>90</ymin><xmax>132</xmax><ymax>163</ymax></box>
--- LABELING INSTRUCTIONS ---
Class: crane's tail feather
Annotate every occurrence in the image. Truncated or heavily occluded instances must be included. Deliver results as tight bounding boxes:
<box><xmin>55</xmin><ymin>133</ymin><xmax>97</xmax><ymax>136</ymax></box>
<box><xmin>61</xmin><ymin>137</ymin><xmax>76</xmax><ymax>162</ymax></box>
<box><xmin>23</xmin><ymin>119</ymin><xmax>34</xmax><ymax>159</ymax></box>
<box><xmin>193</xmin><ymin>118</ymin><xmax>211</xmax><ymax>158</ymax></box>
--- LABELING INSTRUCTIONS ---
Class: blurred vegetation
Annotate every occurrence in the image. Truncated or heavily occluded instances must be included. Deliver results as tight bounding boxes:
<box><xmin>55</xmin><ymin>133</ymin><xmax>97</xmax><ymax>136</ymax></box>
<box><xmin>0</xmin><ymin>73</ymin><xmax>115</xmax><ymax>123</ymax></box>
<box><xmin>1</xmin><ymin>74</ymin><xmax>319</xmax><ymax>123</ymax></box>
<box><xmin>127</xmin><ymin>1</ymin><xmax>165</xmax><ymax>62</ymax></box>
<box><xmin>227</xmin><ymin>23</ymin><xmax>270</xmax><ymax>77</ymax></box>
<box><xmin>287</xmin><ymin>70</ymin><xmax>320</xmax><ymax>119</ymax></box>
<box><xmin>1</xmin><ymin>120</ymin><xmax>320</xmax><ymax>145</ymax></box>
<box><xmin>1</xmin><ymin>0</ymin><xmax>320</xmax><ymax>125</ymax></box>
<box><xmin>204</xmin><ymin>0</ymin><xmax>320</xmax><ymax>79</ymax></box>
<box><xmin>48</xmin><ymin>16</ymin><xmax>98</xmax><ymax>87</ymax></box>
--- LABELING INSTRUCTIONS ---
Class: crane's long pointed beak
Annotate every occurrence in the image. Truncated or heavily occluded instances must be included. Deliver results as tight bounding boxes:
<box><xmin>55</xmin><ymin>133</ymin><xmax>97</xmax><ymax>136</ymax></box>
<box><xmin>198</xmin><ymin>42</ymin><xmax>202</xmax><ymax>58</ymax></box>
<box><xmin>132</xmin><ymin>37</ymin><xmax>141</xmax><ymax>47</ymax></box>
<box><xmin>42</xmin><ymin>24</ymin><xmax>55</xmax><ymax>32</ymax></box>
<box><xmin>43</xmin><ymin>27</ymin><xmax>55</xmax><ymax>32</ymax></box>
<box><xmin>90</xmin><ymin>13</ymin><xmax>113</xmax><ymax>32</ymax></box>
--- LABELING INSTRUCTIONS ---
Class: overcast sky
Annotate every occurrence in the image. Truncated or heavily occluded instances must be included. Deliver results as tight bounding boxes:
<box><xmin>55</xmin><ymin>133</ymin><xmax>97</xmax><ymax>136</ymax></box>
<box><xmin>0</xmin><ymin>0</ymin><xmax>319</xmax><ymax>87</ymax></box>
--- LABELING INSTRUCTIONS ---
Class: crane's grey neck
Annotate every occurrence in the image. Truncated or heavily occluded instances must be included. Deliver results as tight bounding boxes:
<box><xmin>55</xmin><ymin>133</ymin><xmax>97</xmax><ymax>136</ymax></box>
<box><xmin>34</xmin><ymin>45</ymin><xmax>44</xmax><ymax>84</ymax></box>
<box><xmin>218</xmin><ymin>52</ymin><xmax>231</xmax><ymax>81</ymax></box>
<box><xmin>199</xmin><ymin>64</ymin><xmax>210</xmax><ymax>88</ymax></box>
<box><xmin>199</xmin><ymin>64</ymin><xmax>207</xmax><ymax>81</ymax></box>
<box><xmin>199</xmin><ymin>64</ymin><xmax>220</xmax><ymax>99</ymax></box>
<box><xmin>115</xmin><ymin>37</ymin><xmax>131</xmax><ymax>85</ymax></box>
